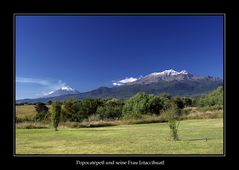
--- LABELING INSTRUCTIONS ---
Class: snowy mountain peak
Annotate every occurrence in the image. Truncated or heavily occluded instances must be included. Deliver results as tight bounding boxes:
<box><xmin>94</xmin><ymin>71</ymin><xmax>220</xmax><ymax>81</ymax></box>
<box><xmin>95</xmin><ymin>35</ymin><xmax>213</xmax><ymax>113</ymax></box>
<box><xmin>148</xmin><ymin>69</ymin><xmax>189</xmax><ymax>77</ymax></box>
<box><xmin>179</xmin><ymin>70</ymin><xmax>188</xmax><ymax>74</ymax></box>
<box><xmin>43</xmin><ymin>85</ymin><xmax>80</xmax><ymax>98</ymax></box>
<box><xmin>61</xmin><ymin>85</ymin><xmax>74</xmax><ymax>91</ymax></box>
<box><xmin>48</xmin><ymin>91</ymin><xmax>54</xmax><ymax>95</ymax></box>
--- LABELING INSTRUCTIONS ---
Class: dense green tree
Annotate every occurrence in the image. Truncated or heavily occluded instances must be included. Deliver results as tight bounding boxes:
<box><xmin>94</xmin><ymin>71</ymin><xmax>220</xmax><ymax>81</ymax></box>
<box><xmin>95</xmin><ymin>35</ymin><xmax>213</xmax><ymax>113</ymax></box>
<box><xmin>199</xmin><ymin>86</ymin><xmax>223</xmax><ymax>107</ymax></box>
<box><xmin>174</xmin><ymin>97</ymin><xmax>185</xmax><ymax>109</ymax></box>
<box><xmin>61</xmin><ymin>97</ymin><xmax>79</xmax><ymax>121</ymax></box>
<box><xmin>123</xmin><ymin>92</ymin><xmax>150</xmax><ymax>115</ymax></box>
<box><xmin>166</xmin><ymin>104</ymin><xmax>180</xmax><ymax>141</ymax></box>
<box><xmin>34</xmin><ymin>102</ymin><xmax>49</xmax><ymax>121</ymax></box>
<box><xmin>51</xmin><ymin>101</ymin><xmax>62</xmax><ymax>131</ymax></box>
<box><xmin>182</xmin><ymin>97</ymin><xmax>192</xmax><ymax>107</ymax></box>
<box><xmin>147</xmin><ymin>95</ymin><xmax>163</xmax><ymax>115</ymax></box>
<box><xmin>158</xmin><ymin>93</ymin><xmax>172</xmax><ymax>111</ymax></box>
<box><xmin>96</xmin><ymin>99</ymin><xmax>124</xmax><ymax>119</ymax></box>
<box><xmin>47</xmin><ymin>100</ymin><xmax>52</xmax><ymax>105</ymax></box>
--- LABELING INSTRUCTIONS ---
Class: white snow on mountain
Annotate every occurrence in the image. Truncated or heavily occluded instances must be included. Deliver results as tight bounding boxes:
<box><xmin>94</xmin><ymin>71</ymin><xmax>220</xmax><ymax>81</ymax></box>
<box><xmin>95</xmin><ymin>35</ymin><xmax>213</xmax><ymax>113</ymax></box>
<box><xmin>147</xmin><ymin>69</ymin><xmax>189</xmax><ymax>77</ymax></box>
<box><xmin>43</xmin><ymin>85</ymin><xmax>79</xmax><ymax>97</ymax></box>
<box><xmin>61</xmin><ymin>85</ymin><xmax>74</xmax><ymax>91</ymax></box>
<box><xmin>179</xmin><ymin>70</ymin><xmax>188</xmax><ymax>74</ymax></box>
<box><xmin>48</xmin><ymin>91</ymin><xmax>54</xmax><ymax>95</ymax></box>
<box><xmin>112</xmin><ymin>69</ymin><xmax>190</xmax><ymax>86</ymax></box>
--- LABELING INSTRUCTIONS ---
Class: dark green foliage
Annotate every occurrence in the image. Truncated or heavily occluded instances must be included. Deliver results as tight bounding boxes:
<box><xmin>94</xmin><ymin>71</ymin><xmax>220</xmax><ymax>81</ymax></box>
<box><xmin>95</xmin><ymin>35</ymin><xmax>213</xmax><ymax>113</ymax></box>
<box><xmin>122</xmin><ymin>92</ymin><xmax>150</xmax><ymax>115</ymax></box>
<box><xmin>199</xmin><ymin>86</ymin><xmax>223</xmax><ymax>107</ymax></box>
<box><xmin>76</xmin><ymin>98</ymin><xmax>102</xmax><ymax>120</ymax></box>
<box><xmin>147</xmin><ymin>96</ymin><xmax>163</xmax><ymax>115</ymax></box>
<box><xmin>174</xmin><ymin>97</ymin><xmax>185</xmax><ymax>109</ymax></box>
<box><xmin>61</xmin><ymin>98</ymin><xmax>104</xmax><ymax>122</ymax></box>
<box><xmin>35</xmin><ymin>102</ymin><xmax>48</xmax><ymax>113</ymax></box>
<box><xmin>182</xmin><ymin>97</ymin><xmax>192</xmax><ymax>107</ymax></box>
<box><xmin>96</xmin><ymin>99</ymin><xmax>124</xmax><ymax>120</ymax></box>
<box><xmin>51</xmin><ymin>102</ymin><xmax>62</xmax><ymax>131</ymax></box>
<box><xmin>158</xmin><ymin>93</ymin><xmax>172</xmax><ymax>111</ymax></box>
<box><xmin>122</xmin><ymin>92</ymin><xmax>174</xmax><ymax>117</ymax></box>
<box><xmin>34</xmin><ymin>102</ymin><xmax>49</xmax><ymax>121</ymax></box>
<box><xmin>47</xmin><ymin>100</ymin><xmax>52</xmax><ymax>105</ymax></box>
<box><xmin>192</xmin><ymin>97</ymin><xmax>200</xmax><ymax>107</ymax></box>
<box><xmin>61</xmin><ymin>97</ymin><xmax>78</xmax><ymax>121</ymax></box>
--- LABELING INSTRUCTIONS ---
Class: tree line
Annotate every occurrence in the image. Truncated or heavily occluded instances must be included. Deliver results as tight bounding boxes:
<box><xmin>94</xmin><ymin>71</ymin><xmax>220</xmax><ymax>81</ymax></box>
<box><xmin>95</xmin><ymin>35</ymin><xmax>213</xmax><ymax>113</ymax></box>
<box><xmin>31</xmin><ymin>86</ymin><xmax>223</xmax><ymax>130</ymax></box>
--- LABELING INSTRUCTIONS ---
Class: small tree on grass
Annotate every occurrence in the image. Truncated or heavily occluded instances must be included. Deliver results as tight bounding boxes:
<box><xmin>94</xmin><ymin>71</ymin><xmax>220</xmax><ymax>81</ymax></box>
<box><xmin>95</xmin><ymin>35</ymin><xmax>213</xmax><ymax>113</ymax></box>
<box><xmin>51</xmin><ymin>101</ymin><xmax>62</xmax><ymax>131</ymax></box>
<box><xmin>166</xmin><ymin>105</ymin><xmax>180</xmax><ymax>141</ymax></box>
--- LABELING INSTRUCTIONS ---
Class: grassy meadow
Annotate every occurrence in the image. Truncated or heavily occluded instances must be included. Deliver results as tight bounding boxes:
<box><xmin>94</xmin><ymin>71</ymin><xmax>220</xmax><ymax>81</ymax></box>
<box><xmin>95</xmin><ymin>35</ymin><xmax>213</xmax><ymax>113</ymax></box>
<box><xmin>16</xmin><ymin>118</ymin><xmax>223</xmax><ymax>154</ymax></box>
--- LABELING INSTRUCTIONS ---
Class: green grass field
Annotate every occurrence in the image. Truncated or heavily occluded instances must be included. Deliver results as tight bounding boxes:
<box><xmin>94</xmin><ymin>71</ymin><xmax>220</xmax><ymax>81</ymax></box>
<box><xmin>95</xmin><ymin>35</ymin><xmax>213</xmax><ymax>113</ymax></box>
<box><xmin>16</xmin><ymin>118</ymin><xmax>223</xmax><ymax>154</ymax></box>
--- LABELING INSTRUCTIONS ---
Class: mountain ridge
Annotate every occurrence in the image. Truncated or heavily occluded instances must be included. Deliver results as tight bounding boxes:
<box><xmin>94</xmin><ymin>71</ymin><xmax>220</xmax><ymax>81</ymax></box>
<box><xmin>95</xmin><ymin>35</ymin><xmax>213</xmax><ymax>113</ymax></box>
<box><xmin>16</xmin><ymin>69</ymin><xmax>223</xmax><ymax>103</ymax></box>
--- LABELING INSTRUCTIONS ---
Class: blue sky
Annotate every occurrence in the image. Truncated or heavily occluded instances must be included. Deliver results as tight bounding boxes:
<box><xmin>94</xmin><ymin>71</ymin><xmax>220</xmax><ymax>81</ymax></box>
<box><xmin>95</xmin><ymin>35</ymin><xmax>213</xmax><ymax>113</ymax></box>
<box><xmin>16</xmin><ymin>15</ymin><xmax>224</xmax><ymax>99</ymax></box>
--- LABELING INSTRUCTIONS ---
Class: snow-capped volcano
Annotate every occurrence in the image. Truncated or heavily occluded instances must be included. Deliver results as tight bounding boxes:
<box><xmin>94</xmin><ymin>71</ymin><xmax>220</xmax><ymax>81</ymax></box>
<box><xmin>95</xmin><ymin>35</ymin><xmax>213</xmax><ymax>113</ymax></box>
<box><xmin>135</xmin><ymin>69</ymin><xmax>194</xmax><ymax>84</ymax></box>
<box><xmin>146</xmin><ymin>69</ymin><xmax>189</xmax><ymax>77</ymax></box>
<box><xmin>60</xmin><ymin>85</ymin><xmax>75</xmax><ymax>91</ymax></box>
<box><xmin>43</xmin><ymin>85</ymin><xmax>80</xmax><ymax>98</ymax></box>
<box><xmin>113</xmin><ymin>69</ymin><xmax>193</xmax><ymax>86</ymax></box>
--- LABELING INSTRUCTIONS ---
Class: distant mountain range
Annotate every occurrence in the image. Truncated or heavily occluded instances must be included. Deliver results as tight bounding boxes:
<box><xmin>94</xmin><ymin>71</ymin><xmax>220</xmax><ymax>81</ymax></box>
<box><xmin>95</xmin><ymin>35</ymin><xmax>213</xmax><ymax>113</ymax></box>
<box><xmin>16</xmin><ymin>69</ymin><xmax>223</xmax><ymax>103</ymax></box>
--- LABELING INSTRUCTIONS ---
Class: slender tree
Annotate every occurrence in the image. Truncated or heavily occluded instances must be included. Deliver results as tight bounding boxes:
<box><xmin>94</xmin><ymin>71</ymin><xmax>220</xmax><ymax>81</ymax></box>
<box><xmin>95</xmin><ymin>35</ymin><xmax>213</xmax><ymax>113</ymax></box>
<box><xmin>166</xmin><ymin>104</ymin><xmax>180</xmax><ymax>141</ymax></box>
<box><xmin>51</xmin><ymin>101</ymin><xmax>62</xmax><ymax>131</ymax></box>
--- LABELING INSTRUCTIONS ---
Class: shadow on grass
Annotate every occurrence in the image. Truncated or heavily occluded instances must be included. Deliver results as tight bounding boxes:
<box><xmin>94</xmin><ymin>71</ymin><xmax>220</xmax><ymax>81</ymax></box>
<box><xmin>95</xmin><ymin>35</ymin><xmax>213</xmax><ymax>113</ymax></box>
<box><xmin>62</xmin><ymin>129</ymin><xmax>111</xmax><ymax>132</ymax></box>
<box><xmin>183</xmin><ymin>138</ymin><xmax>211</xmax><ymax>142</ymax></box>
